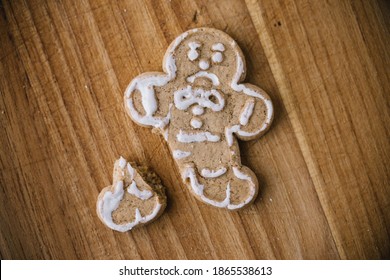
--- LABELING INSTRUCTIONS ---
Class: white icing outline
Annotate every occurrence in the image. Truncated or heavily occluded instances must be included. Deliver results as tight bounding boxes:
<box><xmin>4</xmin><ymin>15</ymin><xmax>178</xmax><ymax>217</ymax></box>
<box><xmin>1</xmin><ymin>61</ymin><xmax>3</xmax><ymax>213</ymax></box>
<box><xmin>124</xmin><ymin>31</ymin><xmax>189</xmax><ymax>128</ymax></box>
<box><xmin>97</xmin><ymin>180</ymin><xmax>162</xmax><ymax>232</ymax></box>
<box><xmin>127</xmin><ymin>181</ymin><xmax>153</xmax><ymax>200</ymax></box>
<box><xmin>182</xmin><ymin>167</ymin><xmax>204</xmax><ymax>196</ymax></box>
<box><xmin>177</xmin><ymin>130</ymin><xmax>220</xmax><ymax>143</ymax></box>
<box><xmin>229</xmin><ymin>52</ymin><xmax>273</xmax><ymax>139</ymax></box>
<box><xmin>173</xmin><ymin>150</ymin><xmax>191</xmax><ymax>159</ymax></box>
<box><xmin>201</xmin><ymin>167</ymin><xmax>227</xmax><ymax>178</ymax></box>
<box><xmin>126</xmin><ymin>163</ymin><xmax>135</xmax><ymax>180</ymax></box>
<box><xmin>230</xmin><ymin>167</ymin><xmax>256</xmax><ymax>210</ymax></box>
<box><xmin>182</xmin><ymin>167</ymin><xmax>254</xmax><ymax>209</ymax></box>
<box><xmin>118</xmin><ymin>157</ymin><xmax>127</xmax><ymax>169</ymax></box>
<box><xmin>225</xmin><ymin>125</ymin><xmax>240</xmax><ymax>146</ymax></box>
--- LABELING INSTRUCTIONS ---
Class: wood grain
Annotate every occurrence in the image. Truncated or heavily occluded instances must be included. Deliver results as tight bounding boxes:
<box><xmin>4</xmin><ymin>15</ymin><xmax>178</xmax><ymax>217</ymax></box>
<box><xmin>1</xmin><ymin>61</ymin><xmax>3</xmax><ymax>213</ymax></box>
<box><xmin>0</xmin><ymin>0</ymin><xmax>389</xmax><ymax>259</ymax></box>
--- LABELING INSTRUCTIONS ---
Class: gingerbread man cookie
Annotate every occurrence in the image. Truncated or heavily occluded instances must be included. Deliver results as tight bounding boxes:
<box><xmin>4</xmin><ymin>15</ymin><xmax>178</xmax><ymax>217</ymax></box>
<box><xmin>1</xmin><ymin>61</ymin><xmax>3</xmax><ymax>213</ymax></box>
<box><xmin>97</xmin><ymin>157</ymin><xmax>166</xmax><ymax>232</ymax></box>
<box><xmin>124</xmin><ymin>28</ymin><xmax>273</xmax><ymax>210</ymax></box>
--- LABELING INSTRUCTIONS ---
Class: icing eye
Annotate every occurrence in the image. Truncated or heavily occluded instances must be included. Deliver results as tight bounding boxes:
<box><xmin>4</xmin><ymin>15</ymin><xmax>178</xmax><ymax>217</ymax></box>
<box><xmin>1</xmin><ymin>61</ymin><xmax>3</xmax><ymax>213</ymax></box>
<box><xmin>212</xmin><ymin>52</ymin><xmax>223</xmax><ymax>63</ymax></box>
<box><xmin>188</xmin><ymin>41</ymin><xmax>201</xmax><ymax>61</ymax></box>
<box><xmin>188</xmin><ymin>49</ymin><xmax>199</xmax><ymax>61</ymax></box>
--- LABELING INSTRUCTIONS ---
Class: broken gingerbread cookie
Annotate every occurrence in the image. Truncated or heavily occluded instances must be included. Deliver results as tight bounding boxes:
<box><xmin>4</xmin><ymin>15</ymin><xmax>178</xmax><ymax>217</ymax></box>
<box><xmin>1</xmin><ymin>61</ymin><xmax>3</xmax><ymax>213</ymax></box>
<box><xmin>124</xmin><ymin>28</ymin><xmax>273</xmax><ymax>210</ymax></box>
<box><xmin>97</xmin><ymin>157</ymin><xmax>166</xmax><ymax>232</ymax></box>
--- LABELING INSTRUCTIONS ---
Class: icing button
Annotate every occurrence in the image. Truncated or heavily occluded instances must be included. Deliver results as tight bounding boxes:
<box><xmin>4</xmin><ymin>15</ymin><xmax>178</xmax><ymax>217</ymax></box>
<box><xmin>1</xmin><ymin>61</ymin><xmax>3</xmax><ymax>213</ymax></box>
<box><xmin>199</xmin><ymin>59</ymin><xmax>210</xmax><ymax>70</ymax></box>
<box><xmin>192</xmin><ymin>105</ymin><xmax>204</xmax><ymax>115</ymax></box>
<box><xmin>190</xmin><ymin>118</ymin><xmax>203</xmax><ymax>129</ymax></box>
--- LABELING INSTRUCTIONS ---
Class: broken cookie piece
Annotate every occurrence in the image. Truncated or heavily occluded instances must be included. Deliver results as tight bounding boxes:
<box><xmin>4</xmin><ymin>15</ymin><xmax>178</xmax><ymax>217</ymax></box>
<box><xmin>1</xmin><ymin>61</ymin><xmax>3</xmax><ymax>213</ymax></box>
<box><xmin>97</xmin><ymin>156</ymin><xmax>166</xmax><ymax>232</ymax></box>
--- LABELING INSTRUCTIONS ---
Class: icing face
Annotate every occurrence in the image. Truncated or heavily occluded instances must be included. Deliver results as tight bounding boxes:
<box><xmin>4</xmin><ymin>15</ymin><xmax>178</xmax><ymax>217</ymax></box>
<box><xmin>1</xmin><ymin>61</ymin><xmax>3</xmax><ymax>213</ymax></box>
<box><xmin>175</xmin><ymin>35</ymin><xmax>238</xmax><ymax>88</ymax></box>
<box><xmin>124</xmin><ymin>28</ymin><xmax>273</xmax><ymax>210</ymax></box>
<box><xmin>173</xmin><ymin>39</ymin><xmax>233</xmax><ymax>132</ymax></box>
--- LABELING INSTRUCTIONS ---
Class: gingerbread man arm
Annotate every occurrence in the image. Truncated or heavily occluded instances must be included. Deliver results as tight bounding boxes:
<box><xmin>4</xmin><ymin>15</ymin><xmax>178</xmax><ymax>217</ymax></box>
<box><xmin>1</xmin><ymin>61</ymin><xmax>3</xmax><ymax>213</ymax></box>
<box><xmin>225</xmin><ymin>85</ymin><xmax>273</xmax><ymax>146</ymax></box>
<box><xmin>235</xmin><ymin>83</ymin><xmax>273</xmax><ymax>141</ymax></box>
<box><xmin>222</xmin><ymin>43</ymin><xmax>273</xmax><ymax>146</ymax></box>
<box><xmin>124</xmin><ymin>72</ymin><xmax>172</xmax><ymax>130</ymax></box>
<box><xmin>124</xmin><ymin>31</ymin><xmax>190</xmax><ymax>130</ymax></box>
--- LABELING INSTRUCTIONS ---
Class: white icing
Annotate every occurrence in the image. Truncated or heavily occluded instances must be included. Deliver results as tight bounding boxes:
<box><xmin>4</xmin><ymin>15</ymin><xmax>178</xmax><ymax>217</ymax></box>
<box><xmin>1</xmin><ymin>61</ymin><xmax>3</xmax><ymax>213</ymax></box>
<box><xmin>212</xmin><ymin>52</ymin><xmax>223</xmax><ymax>63</ymax></box>
<box><xmin>199</xmin><ymin>182</ymin><xmax>231</xmax><ymax>208</ymax></box>
<box><xmin>225</xmin><ymin>54</ymin><xmax>273</xmax><ymax>145</ymax></box>
<box><xmin>101</xmin><ymin>181</ymin><xmax>125</xmax><ymax>222</ymax></box>
<box><xmin>177</xmin><ymin>130</ymin><xmax>220</xmax><ymax>143</ymax></box>
<box><xmin>124</xmin><ymin>31</ymin><xmax>189</xmax><ymax>129</ymax></box>
<box><xmin>181</xmin><ymin>167</ymin><xmax>233</xmax><ymax>209</ymax></box>
<box><xmin>201</xmin><ymin>167</ymin><xmax>227</xmax><ymax>178</ymax></box>
<box><xmin>228</xmin><ymin>167</ymin><xmax>256</xmax><ymax>210</ymax></box>
<box><xmin>188</xmin><ymin>42</ymin><xmax>201</xmax><ymax>61</ymax></box>
<box><xmin>240</xmin><ymin>98</ymin><xmax>255</xmax><ymax>126</ymax></box>
<box><xmin>97</xmin><ymin>181</ymin><xmax>162</xmax><ymax>232</ymax></box>
<box><xmin>127</xmin><ymin>181</ymin><xmax>153</xmax><ymax>200</ymax></box>
<box><xmin>232</xmin><ymin>167</ymin><xmax>252</xmax><ymax>181</ymax></box>
<box><xmin>230</xmin><ymin>52</ymin><xmax>273</xmax><ymax>135</ymax></box>
<box><xmin>125</xmin><ymin>95</ymin><xmax>171</xmax><ymax>129</ymax></box>
<box><xmin>173</xmin><ymin>86</ymin><xmax>225</xmax><ymax>112</ymax></box>
<box><xmin>164</xmin><ymin>31</ymin><xmax>189</xmax><ymax>76</ymax></box>
<box><xmin>188</xmin><ymin>49</ymin><xmax>199</xmax><ymax>61</ymax></box>
<box><xmin>126</xmin><ymin>163</ymin><xmax>135</xmax><ymax>180</ymax></box>
<box><xmin>216</xmin><ymin>183</ymin><xmax>231</xmax><ymax>208</ymax></box>
<box><xmin>173</xmin><ymin>150</ymin><xmax>191</xmax><ymax>159</ymax></box>
<box><xmin>212</xmin><ymin>43</ymin><xmax>225</xmax><ymax>52</ymax></box>
<box><xmin>199</xmin><ymin>59</ymin><xmax>210</xmax><ymax>70</ymax></box>
<box><xmin>189</xmin><ymin>42</ymin><xmax>201</xmax><ymax>49</ymax></box>
<box><xmin>186</xmin><ymin>71</ymin><xmax>220</xmax><ymax>86</ymax></box>
<box><xmin>182</xmin><ymin>167</ymin><xmax>204</xmax><ymax>195</ymax></box>
<box><xmin>226</xmin><ymin>110</ymin><xmax>272</xmax><ymax>146</ymax></box>
<box><xmin>236</xmin><ymin>128</ymin><xmax>268</xmax><ymax>138</ymax></box>
<box><xmin>190</xmin><ymin>118</ymin><xmax>202</xmax><ymax>128</ymax></box>
<box><xmin>192</xmin><ymin>106</ymin><xmax>204</xmax><ymax>115</ymax></box>
<box><xmin>118</xmin><ymin>157</ymin><xmax>127</xmax><ymax>169</ymax></box>
<box><xmin>225</xmin><ymin>125</ymin><xmax>240</xmax><ymax>146</ymax></box>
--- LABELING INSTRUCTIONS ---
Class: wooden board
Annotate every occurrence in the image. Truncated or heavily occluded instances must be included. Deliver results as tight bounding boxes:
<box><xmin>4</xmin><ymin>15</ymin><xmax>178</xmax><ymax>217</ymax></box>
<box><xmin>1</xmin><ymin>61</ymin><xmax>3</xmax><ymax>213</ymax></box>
<box><xmin>0</xmin><ymin>0</ymin><xmax>389</xmax><ymax>259</ymax></box>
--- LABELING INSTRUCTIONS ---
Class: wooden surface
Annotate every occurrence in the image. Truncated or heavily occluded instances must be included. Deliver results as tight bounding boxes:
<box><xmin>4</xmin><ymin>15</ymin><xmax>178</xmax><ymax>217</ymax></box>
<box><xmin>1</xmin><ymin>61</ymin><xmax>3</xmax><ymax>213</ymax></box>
<box><xmin>0</xmin><ymin>0</ymin><xmax>389</xmax><ymax>260</ymax></box>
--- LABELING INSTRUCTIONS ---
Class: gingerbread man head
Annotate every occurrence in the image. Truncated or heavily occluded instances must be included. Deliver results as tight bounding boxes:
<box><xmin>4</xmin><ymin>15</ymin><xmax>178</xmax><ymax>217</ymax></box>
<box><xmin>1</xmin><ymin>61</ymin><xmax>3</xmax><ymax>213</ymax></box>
<box><xmin>125</xmin><ymin>28</ymin><xmax>273</xmax><ymax>210</ymax></box>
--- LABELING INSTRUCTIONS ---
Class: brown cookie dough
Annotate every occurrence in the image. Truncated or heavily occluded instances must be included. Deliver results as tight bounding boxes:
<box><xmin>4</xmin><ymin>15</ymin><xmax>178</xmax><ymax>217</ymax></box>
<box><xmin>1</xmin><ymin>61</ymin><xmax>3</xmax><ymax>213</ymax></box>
<box><xmin>97</xmin><ymin>157</ymin><xmax>166</xmax><ymax>232</ymax></box>
<box><xmin>124</xmin><ymin>28</ymin><xmax>273</xmax><ymax>210</ymax></box>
